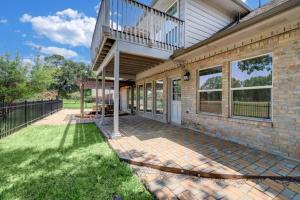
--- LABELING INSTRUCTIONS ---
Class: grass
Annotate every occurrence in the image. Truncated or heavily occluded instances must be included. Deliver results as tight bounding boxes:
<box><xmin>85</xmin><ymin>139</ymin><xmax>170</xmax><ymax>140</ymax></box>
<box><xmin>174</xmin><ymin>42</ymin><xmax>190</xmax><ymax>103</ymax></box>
<box><xmin>0</xmin><ymin>123</ymin><xmax>153</xmax><ymax>200</ymax></box>
<box><xmin>63</xmin><ymin>99</ymin><xmax>93</xmax><ymax>109</ymax></box>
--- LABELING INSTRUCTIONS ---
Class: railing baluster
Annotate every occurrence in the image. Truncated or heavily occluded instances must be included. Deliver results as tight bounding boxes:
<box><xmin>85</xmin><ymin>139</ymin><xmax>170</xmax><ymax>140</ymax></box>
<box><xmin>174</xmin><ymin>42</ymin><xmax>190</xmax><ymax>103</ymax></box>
<box><xmin>91</xmin><ymin>0</ymin><xmax>185</xmax><ymax>66</ymax></box>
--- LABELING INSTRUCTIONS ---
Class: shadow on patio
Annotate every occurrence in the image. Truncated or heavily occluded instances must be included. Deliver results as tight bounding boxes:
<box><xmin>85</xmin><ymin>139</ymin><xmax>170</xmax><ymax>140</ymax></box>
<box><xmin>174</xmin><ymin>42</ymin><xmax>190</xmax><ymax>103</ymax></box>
<box><xmin>98</xmin><ymin>115</ymin><xmax>300</xmax><ymax>199</ymax></box>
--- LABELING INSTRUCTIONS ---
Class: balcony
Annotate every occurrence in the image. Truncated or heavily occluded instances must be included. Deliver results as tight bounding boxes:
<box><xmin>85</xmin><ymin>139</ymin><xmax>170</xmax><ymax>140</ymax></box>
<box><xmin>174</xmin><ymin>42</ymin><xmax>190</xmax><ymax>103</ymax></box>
<box><xmin>91</xmin><ymin>0</ymin><xmax>185</xmax><ymax>71</ymax></box>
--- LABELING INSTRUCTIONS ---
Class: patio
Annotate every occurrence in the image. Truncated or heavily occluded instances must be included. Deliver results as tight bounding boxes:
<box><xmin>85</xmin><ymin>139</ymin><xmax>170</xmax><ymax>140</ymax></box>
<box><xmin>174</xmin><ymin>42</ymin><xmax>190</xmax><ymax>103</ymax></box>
<box><xmin>97</xmin><ymin>115</ymin><xmax>300</xmax><ymax>199</ymax></box>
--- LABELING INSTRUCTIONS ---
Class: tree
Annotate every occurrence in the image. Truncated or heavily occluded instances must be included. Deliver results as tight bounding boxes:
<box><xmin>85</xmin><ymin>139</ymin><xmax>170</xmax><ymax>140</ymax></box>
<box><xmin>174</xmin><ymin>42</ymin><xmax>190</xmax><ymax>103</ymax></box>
<box><xmin>30</xmin><ymin>53</ymin><xmax>57</xmax><ymax>94</ymax></box>
<box><xmin>237</xmin><ymin>55</ymin><xmax>272</xmax><ymax>75</ymax></box>
<box><xmin>200</xmin><ymin>76</ymin><xmax>222</xmax><ymax>90</ymax></box>
<box><xmin>47</xmin><ymin>55</ymin><xmax>94</xmax><ymax>98</ymax></box>
<box><xmin>0</xmin><ymin>54</ymin><xmax>30</xmax><ymax>103</ymax></box>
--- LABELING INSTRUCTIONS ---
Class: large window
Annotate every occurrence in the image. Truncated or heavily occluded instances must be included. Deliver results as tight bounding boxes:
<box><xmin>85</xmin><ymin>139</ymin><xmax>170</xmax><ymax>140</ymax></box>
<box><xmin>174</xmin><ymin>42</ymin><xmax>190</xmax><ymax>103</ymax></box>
<box><xmin>133</xmin><ymin>86</ymin><xmax>137</xmax><ymax>110</ymax></box>
<box><xmin>145</xmin><ymin>83</ymin><xmax>153</xmax><ymax>112</ymax></box>
<box><xmin>138</xmin><ymin>85</ymin><xmax>144</xmax><ymax>111</ymax></box>
<box><xmin>198</xmin><ymin>66</ymin><xmax>222</xmax><ymax>114</ymax></box>
<box><xmin>231</xmin><ymin>54</ymin><xmax>272</xmax><ymax>119</ymax></box>
<box><xmin>127</xmin><ymin>87</ymin><xmax>132</xmax><ymax>110</ymax></box>
<box><xmin>155</xmin><ymin>80</ymin><xmax>164</xmax><ymax>114</ymax></box>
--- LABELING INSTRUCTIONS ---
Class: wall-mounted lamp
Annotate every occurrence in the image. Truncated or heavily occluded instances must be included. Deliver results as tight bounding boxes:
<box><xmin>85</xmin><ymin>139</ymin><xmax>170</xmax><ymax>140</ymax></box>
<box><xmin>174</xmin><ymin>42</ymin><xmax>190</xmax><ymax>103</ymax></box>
<box><xmin>183</xmin><ymin>71</ymin><xmax>190</xmax><ymax>81</ymax></box>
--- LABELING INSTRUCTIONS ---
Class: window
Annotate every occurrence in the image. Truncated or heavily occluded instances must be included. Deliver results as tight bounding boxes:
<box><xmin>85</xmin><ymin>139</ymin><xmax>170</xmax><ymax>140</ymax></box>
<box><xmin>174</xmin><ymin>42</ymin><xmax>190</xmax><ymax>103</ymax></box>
<box><xmin>133</xmin><ymin>86</ymin><xmax>137</xmax><ymax>110</ymax></box>
<box><xmin>198</xmin><ymin>67</ymin><xmax>222</xmax><ymax>114</ymax></box>
<box><xmin>138</xmin><ymin>85</ymin><xmax>144</xmax><ymax>111</ymax></box>
<box><xmin>127</xmin><ymin>87</ymin><xmax>132</xmax><ymax>110</ymax></box>
<box><xmin>231</xmin><ymin>54</ymin><xmax>272</xmax><ymax>119</ymax></box>
<box><xmin>166</xmin><ymin>2</ymin><xmax>178</xmax><ymax>17</ymax></box>
<box><xmin>165</xmin><ymin>2</ymin><xmax>179</xmax><ymax>46</ymax></box>
<box><xmin>172</xmin><ymin>79</ymin><xmax>181</xmax><ymax>101</ymax></box>
<box><xmin>145</xmin><ymin>83</ymin><xmax>153</xmax><ymax>112</ymax></box>
<box><xmin>155</xmin><ymin>80</ymin><xmax>164</xmax><ymax>114</ymax></box>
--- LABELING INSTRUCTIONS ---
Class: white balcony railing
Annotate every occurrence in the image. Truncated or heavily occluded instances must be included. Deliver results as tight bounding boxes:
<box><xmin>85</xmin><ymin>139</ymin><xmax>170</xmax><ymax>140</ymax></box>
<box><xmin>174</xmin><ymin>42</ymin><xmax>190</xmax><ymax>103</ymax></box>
<box><xmin>91</xmin><ymin>0</ymin><xmax>185</xmax><ymax>65</ymax></box>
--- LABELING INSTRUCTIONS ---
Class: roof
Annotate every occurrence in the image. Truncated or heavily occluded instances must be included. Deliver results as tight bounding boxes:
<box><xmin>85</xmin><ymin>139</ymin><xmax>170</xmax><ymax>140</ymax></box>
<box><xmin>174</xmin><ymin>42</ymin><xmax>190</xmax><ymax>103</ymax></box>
<box><xmin>172</xmin><ymin>0</ymin><xmax>300</xmax><ymax>59</ymax></box>
<box><xmin>240</xmin><ymin>0</ymin><xmax>289</xmax><ymax>22</ymax></box>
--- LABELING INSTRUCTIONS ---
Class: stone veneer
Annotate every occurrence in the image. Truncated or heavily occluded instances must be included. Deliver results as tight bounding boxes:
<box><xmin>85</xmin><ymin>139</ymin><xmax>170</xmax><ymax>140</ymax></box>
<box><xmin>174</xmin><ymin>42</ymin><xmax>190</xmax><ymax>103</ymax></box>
<box><xmin>130</xmin><ymin>23</ymin><xmax>300</xmax><ymax>160</ymax></box>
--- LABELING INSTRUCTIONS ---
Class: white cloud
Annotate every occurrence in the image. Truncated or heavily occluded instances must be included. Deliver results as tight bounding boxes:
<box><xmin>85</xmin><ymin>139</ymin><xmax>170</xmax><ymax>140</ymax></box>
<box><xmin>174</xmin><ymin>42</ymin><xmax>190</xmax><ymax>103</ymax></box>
<box><xmin>22</xmin><ymin>58</ymin><xmax>34</xmax><ymax>66</ymax></box>
<box><xmin>26</xmin><ymin>42</ymin><xmax>78</xmax><ymax>59</ymax></box>
<box><xmin>20</xmin><ymin>9</ymin><xmax>96</xmax><ymax>48</ymax></box>
<box><xmin>0</xmin><ymin>18</ymin><xmax>8</xmax><ymax>24</ymax></box>
<box><xmin>241</xmin><ymin>0</ymin><xmax>247</xmax><ymax>3</ymax></box>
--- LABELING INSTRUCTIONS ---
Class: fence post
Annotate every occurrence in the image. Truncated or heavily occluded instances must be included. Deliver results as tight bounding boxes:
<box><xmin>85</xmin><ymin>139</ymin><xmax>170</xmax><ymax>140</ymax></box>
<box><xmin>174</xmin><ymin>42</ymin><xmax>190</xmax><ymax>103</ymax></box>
<box><xmin>25</xmin><ymin>101</ymin><xmax>28</xmax><ymax>126</ymax></box>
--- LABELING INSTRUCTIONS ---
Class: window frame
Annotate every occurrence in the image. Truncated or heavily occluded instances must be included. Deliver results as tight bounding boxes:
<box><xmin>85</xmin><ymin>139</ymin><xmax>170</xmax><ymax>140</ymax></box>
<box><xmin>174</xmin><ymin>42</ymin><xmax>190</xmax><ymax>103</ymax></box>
<box><xmin>138</xmin><ymin>84</ymin><xmax>144</xmax><ymax>112</ymax></box>
<box><xmin>197</xmin><ymin>65</ymin><xmax>223</xmax><ymax>115</ymax></box>
<box><xmin>155</xmin><ymin>79</ymin><xmax>164</xmax><ymax>115</ymax></box>
<box><xmin>127</xmin><ymin>86</ymin><xmax>132</xmax><ymax>111</ymax></box>
<box><xmin>166</xmin><ymin>1</ymin><xmax>178</xmax><ymax>17</ymax></box>
<box><xmin>133</xmin><ymin>86</ymin><xmax>137</xmax><ymax>111</ymax></box>
<box><xmin>229</xmin><ymin>53</ymin><xmax>273</xmax><ymax>121</ymax></box>
<box><xmin>145</xmin><ymin>82</ymin><xmax>153</xmax><ymax>113</ymax></box>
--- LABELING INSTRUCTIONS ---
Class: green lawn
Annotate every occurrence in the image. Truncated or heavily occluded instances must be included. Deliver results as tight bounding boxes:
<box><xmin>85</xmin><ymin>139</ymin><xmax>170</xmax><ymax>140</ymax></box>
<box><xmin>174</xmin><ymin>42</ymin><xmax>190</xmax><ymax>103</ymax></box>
<box><xmin>63</xmin><ymin>99</ymin><xmax>93</xmax><ymax>109</ymax></box>
<box><xmin>0</xmin><ymin>124</ymin><xmax>153</xmax><ymax>200</ymax></box>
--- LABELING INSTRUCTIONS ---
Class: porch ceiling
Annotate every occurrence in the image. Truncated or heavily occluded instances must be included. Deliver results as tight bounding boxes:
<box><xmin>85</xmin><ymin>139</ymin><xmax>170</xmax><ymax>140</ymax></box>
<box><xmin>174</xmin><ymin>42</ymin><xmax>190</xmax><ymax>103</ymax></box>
<box><xmin>105</xmin><ymin>52</ymin><xmax>164</xmax><ymax>76</ymax></box>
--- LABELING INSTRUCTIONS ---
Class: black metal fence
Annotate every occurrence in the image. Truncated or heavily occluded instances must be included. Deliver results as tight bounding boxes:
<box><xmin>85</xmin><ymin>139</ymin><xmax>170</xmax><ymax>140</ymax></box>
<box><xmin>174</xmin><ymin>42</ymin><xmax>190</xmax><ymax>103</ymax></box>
<box><xmin>0</xmin><ymin>100</ymin><xmax>63</xmax><ymax>139</ymax></box>
<box><xmin>232</xmin><ymin>101</ymin><xmax>271</xmax><ymax>119</ymax></box>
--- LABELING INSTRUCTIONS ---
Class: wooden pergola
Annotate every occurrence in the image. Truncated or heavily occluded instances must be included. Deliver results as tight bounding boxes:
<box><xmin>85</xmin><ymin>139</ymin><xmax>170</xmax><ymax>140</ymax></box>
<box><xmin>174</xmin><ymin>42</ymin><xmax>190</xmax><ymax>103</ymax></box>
<box><xmin>76</xmin><ymin>77</ymin><xmax>134</xmax><ymax>117</ymax></box>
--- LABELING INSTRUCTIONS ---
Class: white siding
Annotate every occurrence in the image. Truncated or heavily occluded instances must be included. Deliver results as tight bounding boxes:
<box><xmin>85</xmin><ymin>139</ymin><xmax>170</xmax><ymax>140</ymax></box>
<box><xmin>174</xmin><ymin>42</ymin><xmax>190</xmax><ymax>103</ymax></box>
<box><xmin>184</xmin><ymin>0</ymin><xmax>232</xmax><ymax>47</ymax></box>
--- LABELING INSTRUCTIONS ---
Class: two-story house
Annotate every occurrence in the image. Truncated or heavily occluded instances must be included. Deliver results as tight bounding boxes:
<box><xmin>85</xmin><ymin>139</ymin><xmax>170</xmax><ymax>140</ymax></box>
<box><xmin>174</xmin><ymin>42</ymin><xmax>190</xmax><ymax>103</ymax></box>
<box><xmin>91</xmin><ymin>0</ymin><xmax>300</xmax><ymax>160</ymax></box>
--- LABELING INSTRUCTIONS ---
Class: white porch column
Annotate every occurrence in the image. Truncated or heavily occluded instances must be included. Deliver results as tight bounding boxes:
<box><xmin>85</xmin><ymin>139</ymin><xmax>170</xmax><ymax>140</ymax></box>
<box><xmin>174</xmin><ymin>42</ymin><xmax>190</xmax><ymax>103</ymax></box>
<box><xmin>113</xmin><ymin>45</ymin><xmax>120</xmax><ymax>136</ymax></box>
<box><xmin>95</xmin><ymin>75</ymin><xmax>99</xmax><ymax>117</ymax></box>
<box><xmin>101</xmin><ymin>69</ymin><xmax>106</xmax><ymax>124</ymax></box>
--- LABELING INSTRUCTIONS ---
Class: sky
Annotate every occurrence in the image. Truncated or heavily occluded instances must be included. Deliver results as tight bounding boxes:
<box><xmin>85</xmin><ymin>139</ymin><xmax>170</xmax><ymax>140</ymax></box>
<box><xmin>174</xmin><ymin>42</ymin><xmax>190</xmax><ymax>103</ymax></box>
<box><xmin>0</xmin><ymin>0</ymin><xmax>269</xmax><ymax>66</ymax></box>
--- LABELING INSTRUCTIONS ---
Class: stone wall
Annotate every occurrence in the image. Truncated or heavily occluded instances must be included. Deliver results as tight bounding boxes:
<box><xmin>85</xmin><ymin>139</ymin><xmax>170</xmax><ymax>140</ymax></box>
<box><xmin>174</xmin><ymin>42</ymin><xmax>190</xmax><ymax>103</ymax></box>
<box><xmin>134</xmin><ymin>26</ymin><xmax>300</xmax><ymax>160</ymax></box>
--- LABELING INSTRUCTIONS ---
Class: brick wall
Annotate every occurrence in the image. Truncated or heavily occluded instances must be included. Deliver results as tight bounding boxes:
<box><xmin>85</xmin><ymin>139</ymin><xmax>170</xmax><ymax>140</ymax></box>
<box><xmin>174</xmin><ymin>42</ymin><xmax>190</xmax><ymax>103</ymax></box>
<box><xmin>135</xmin><ymin>26</ymin><xmax>300</xmax><ymax>160</ymax></box>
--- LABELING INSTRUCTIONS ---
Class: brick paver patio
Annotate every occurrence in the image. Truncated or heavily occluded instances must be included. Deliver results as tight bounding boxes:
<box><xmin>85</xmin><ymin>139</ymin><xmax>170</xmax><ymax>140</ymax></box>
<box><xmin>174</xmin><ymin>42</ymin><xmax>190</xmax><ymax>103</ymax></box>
<box><xmin>97</xmin><ymin>115</ymin><xmax>300</xmax><ymax>200</ymax></box>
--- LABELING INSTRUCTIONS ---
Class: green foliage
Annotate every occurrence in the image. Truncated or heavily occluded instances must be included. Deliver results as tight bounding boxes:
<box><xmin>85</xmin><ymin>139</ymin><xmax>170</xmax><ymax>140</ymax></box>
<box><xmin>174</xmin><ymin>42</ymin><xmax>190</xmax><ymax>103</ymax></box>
<box><xmin>69</xmin><ymin>92</ymin><xmax>81</xmax><ymax>103</ymax></box>
<box><xmin>0</xmin><ymin>124</ymin><xmax>153</xmax><ymax>200</ymax></box>
<box><xmin>243</xmin><ymin>74</ymin><xmax>272</xmax><ymax>87</ymax></box>
<box><xmin>0</xmin><ymin>53</ymin><xmax>94</xmax><ymax>103</ymax></box>
<box><xmin>47</xmin><ymin>55</ymin><xmax>94</xmax><ymax>98</ymax></box>
<box><xmin>0</xmin><ymin>54</ymin><xmax>30</xmax><ymax>103</ymax></box>
<box><xmin>200</xmin><ymin>76</ymin><xmax>222</xmax><ymax>90</ymax></box>
<box><xmin>237</xmin><ymin>55</ymin><xmax>272</xmax><ymax>75</ymax></box>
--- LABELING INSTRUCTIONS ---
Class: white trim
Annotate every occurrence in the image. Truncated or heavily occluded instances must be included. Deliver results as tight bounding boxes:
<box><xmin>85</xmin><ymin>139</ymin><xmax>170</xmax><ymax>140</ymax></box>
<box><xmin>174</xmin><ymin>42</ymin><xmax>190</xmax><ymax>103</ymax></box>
<box><xmin>145</xmin><ymin>82</ymin><xmax>153</xmax><ymax>113</ymax></box>
<box><xmin>138</xmin><ymin>84</ymin><xmax>144</xmax><ymax>112</ymax></box>
<box><xmin>169</xmin><ymin>77</ymin><xmax>182</xmax><ymax>125</ymax></box>
<box><xmin>231</xmin><ymin>52</ymin><xmax>272</xmax><ymax>63</ymax></box>
<box><xmin>197</xmin><ymin>66</ymin><xmax>223</xmax><ymax>114</ymax></box>
<box><xmin>230</xmin><ymin>53</ymin><xmax>273</xmax><ymax>121</ymax></box>
<box><xmin>154</xmin><ymin>79</ymin><xmax>164</xmax><ymax>115</ymax></box>
<box><xmin>198</xmin><ymin>89</ymin><xmax>222</xmax><ymax>92</ymax></box>
<box><xmin>231</xmin><ymin>85</ymin><xmax>272</xmax><ymax>90</ymax></box>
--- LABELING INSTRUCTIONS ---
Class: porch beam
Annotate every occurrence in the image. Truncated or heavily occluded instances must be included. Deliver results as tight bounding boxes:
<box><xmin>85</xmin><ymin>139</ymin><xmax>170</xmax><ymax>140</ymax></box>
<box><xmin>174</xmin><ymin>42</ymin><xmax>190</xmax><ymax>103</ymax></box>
<box><xmin>96</xmin><ymin>42</ymin><xmax>117</xmax><ymax>76</ymax></box>
<box><xmin>113</xmin><ymin>43</ymin><xmax>121</xmax><ymax>137</ymax></box>
<box><xmin>80</xmin><ymin>81</ymin><xmax>84</xmax><ymax>117</ymax></box>
<box><xmin>118</xmin><ymin>40</ymin><xmax>171</xmax><ymax>60</ymax></box>
<box><xmin>96</xmin><ymin>75</ymin><xmax>99</xmax><ymax>117</ymax></box>
<box><xmin>101</xmin><ymin>69</ymin><xmax>106</xmax><ymax>124</ymax></box>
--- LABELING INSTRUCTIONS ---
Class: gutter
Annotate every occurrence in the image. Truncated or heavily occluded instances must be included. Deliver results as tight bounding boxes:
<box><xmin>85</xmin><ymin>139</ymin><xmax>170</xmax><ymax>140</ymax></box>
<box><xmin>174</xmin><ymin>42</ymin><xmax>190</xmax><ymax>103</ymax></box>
<box><xmin>171</xmin><ymin>0</ymin><xmax>300</xmax><ymax>59</ymax></box>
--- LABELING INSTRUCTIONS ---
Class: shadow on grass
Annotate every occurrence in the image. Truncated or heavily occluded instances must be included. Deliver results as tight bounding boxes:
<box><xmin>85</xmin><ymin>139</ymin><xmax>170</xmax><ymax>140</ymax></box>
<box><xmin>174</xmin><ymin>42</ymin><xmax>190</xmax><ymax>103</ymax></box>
<box><xmin>0</xmin><ymin>123</ymin><xmax>153</xmax><ymax>200</ymax></box>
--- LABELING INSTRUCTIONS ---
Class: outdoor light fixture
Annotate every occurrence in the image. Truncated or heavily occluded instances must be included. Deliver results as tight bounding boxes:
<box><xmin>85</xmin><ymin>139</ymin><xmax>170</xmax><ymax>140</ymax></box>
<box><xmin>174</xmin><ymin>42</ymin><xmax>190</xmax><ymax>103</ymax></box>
<box><xmin>183</xmin><ymin>71</ymin><xmax>190</xmax><ymax>81</ymax></box>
